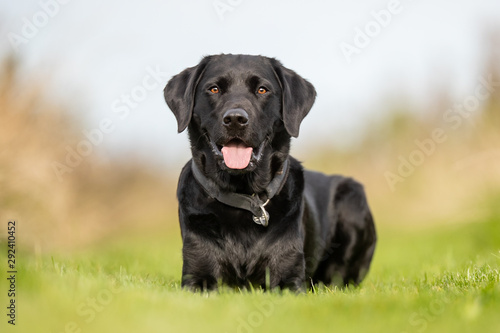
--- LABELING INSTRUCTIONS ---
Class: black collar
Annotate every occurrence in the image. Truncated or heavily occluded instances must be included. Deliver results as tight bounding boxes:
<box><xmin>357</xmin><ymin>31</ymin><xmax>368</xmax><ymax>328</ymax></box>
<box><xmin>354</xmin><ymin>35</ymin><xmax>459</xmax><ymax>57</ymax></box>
<box><xmin>190</xmin><ymin>159</ymin><xmax>290</xmax><ymax>227</ymax></box>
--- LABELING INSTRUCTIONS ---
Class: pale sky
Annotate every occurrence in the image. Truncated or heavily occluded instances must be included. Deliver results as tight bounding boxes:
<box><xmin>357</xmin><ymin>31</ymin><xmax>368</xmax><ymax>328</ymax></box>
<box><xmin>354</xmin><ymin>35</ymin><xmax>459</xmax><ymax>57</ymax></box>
<box><xmin>2</xmin><ymin>0</ymin><xmax>499</xmax><ymax>169</ymax></box>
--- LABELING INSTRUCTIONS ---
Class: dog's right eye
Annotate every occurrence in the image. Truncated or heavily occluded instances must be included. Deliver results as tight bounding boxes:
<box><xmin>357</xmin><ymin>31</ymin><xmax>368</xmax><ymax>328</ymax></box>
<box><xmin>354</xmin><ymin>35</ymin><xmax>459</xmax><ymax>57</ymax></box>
<box><xmin>209</xmin><ymin>86</ymin><xmax>220</xmax><ymax>94</ymax></box>
<box><xmin>257</xmin><ymin>87</ymin><xmax>268</xmax><ymax>94</ymax></box>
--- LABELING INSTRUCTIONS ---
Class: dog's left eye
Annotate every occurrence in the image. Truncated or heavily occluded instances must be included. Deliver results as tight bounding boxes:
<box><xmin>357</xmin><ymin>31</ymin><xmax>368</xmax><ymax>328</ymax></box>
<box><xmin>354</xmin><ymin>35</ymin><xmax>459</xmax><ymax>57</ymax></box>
<box><xmin>257</xmin><ymin>87</ymin><xmax>268</xmax><ymax>95</ymax></box>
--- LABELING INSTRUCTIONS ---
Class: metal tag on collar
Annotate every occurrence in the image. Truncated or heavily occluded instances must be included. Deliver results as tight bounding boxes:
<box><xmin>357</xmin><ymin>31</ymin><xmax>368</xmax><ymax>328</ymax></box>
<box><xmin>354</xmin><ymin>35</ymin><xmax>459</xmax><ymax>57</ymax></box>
<box><xmin>252</xmin><ymin>199</ymin><xmax>270</xmax><ymax>227</ymax></box>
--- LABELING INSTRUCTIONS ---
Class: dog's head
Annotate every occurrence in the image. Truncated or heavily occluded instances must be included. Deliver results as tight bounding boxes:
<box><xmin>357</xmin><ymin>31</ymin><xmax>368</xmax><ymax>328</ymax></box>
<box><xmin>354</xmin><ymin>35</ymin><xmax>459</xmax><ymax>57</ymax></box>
<box><xmin>164</xmin><ymin>54</ymin><xmax>316</xmax><ymax>177</ymax></box>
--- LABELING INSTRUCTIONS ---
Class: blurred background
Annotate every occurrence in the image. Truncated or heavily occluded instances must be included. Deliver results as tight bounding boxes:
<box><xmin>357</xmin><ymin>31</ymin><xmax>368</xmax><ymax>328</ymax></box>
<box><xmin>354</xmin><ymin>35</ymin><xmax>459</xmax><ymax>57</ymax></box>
<box><xmin>1</xmin><ymin>0</ymin><xmax>500</xmax><ymax>252</ymax></box>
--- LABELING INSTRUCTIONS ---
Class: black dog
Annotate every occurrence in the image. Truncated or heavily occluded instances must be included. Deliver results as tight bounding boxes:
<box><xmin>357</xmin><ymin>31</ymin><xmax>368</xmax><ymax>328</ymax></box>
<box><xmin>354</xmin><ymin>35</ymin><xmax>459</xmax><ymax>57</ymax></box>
<box><xmin>164</xmin><ymin>54</ymin><xmax>376</xmax><ymax>291</ymax></box>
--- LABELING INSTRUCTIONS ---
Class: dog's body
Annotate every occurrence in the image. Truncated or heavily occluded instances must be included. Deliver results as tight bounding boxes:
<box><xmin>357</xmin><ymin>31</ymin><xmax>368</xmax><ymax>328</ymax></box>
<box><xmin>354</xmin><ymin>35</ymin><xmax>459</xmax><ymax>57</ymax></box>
<box><xmin>165</xmin><ymin>54</ymin><xmax>376</xmax><ymax>291</ymax></box>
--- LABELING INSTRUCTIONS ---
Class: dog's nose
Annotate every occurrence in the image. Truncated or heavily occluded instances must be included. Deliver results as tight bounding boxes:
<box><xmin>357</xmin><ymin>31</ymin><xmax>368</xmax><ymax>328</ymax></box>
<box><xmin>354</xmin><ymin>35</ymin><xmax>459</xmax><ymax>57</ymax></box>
<box><xmin>222</xmin><ymin>108</ymin><xmax>249</xmax><ymax>128</ymax></box>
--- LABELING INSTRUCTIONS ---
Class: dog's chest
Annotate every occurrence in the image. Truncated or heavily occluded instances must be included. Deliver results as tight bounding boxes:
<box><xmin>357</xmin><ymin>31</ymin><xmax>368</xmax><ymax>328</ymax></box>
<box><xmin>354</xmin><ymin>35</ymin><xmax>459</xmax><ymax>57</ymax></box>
<box><xmin>213</xmin><ymin>227</ymin><xmax>276</xmax><ymax>283</ymax></box>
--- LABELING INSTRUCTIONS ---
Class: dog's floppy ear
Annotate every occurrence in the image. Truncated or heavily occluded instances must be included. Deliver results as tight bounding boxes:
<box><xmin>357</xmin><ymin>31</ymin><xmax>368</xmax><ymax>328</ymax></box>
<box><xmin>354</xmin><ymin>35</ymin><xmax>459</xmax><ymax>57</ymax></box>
<box><xmin>164</xmin><ymin>57</ymin><xmax>210</xmax><ymax>133</ymax></box>
<box><xmin>271</xmin><ymin>59</ymin><xmax>316</xmax><ymax>138</ymax></box>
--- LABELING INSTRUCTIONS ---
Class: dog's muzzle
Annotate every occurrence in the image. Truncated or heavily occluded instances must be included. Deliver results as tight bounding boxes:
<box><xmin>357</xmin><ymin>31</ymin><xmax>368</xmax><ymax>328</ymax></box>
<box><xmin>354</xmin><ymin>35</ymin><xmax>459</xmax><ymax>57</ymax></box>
<box><xmin>207</xmin><ymin>135</ymin><xmax>267</xmax><ymax>171</ymax></box>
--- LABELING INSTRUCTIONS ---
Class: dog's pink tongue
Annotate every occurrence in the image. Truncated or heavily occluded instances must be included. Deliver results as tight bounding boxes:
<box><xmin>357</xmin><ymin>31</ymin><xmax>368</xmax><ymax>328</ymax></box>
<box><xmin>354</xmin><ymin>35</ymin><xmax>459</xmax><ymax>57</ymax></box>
<box><xmin>221</xmin><ymin>142</ymin><xmax>253</xmax><ymax>169</ymax></box>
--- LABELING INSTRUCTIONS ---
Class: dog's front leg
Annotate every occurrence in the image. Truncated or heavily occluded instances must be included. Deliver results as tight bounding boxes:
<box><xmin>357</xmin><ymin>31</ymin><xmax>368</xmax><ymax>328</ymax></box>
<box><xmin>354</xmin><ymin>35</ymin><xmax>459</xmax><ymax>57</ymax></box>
<box><xmin>269</xmin><ymin>247</ymin><xmax>306</xmax><ymax>292</ymax></box>
<box><xmin>180</xmin><ymin>235</ymin><xmax>220</xmax><ymax>291</ymax></box>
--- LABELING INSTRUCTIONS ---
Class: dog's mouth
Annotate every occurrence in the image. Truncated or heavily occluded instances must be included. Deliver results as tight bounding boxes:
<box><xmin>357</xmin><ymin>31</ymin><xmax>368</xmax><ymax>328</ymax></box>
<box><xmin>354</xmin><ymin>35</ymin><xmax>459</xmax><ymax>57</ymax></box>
<box><xmin>220</xmin><ymin>139</ymin><xmax>253</xmax><ymax>169</ymax></box>
<box><xmin>208</xmin><ymin>136</ymin><xmax>266</xmax><ymax>171</ymax></box>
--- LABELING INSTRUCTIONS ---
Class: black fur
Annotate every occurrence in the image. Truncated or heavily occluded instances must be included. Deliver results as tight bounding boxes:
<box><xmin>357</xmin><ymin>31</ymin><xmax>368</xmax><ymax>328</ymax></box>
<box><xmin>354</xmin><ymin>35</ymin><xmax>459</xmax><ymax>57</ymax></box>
<box><xmin>164</xmin><ymin>54</ymin><xmax>376</xmax><ymax>291</ymax></box>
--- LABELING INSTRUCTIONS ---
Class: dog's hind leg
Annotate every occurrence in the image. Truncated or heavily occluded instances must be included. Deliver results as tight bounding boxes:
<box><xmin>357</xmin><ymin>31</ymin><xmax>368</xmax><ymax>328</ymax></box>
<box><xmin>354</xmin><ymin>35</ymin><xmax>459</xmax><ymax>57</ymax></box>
<box><xmin>312</xmin><ymin>178</ymin><xmax>377</xmax><ymax>286</ymax></box>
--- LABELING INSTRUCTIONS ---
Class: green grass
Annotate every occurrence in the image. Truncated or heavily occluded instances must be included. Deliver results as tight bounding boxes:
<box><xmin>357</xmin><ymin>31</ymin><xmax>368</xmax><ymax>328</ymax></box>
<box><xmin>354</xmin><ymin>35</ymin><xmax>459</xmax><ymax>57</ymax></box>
<box><xmin>1</xmin><ymin>217</ymin><xmax>499</xmax><ymax>333</ymax></box>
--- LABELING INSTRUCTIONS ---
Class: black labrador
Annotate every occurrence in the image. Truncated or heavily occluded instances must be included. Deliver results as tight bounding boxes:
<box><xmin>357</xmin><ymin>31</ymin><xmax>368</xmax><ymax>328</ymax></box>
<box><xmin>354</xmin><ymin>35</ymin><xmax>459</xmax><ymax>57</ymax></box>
<box><xmin>164</xmin><ymin>54</ymin><xmax>376</xmax><ymax>291</ymax></box>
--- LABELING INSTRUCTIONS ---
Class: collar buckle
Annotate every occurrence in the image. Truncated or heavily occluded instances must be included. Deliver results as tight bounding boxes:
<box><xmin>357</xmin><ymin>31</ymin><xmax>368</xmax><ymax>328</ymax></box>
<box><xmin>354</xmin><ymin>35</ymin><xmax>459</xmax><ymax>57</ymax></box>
<box><xmin>252</xmin><ymin>199</ymin><xmax>270</xmax><ymax>227</ymax></box>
